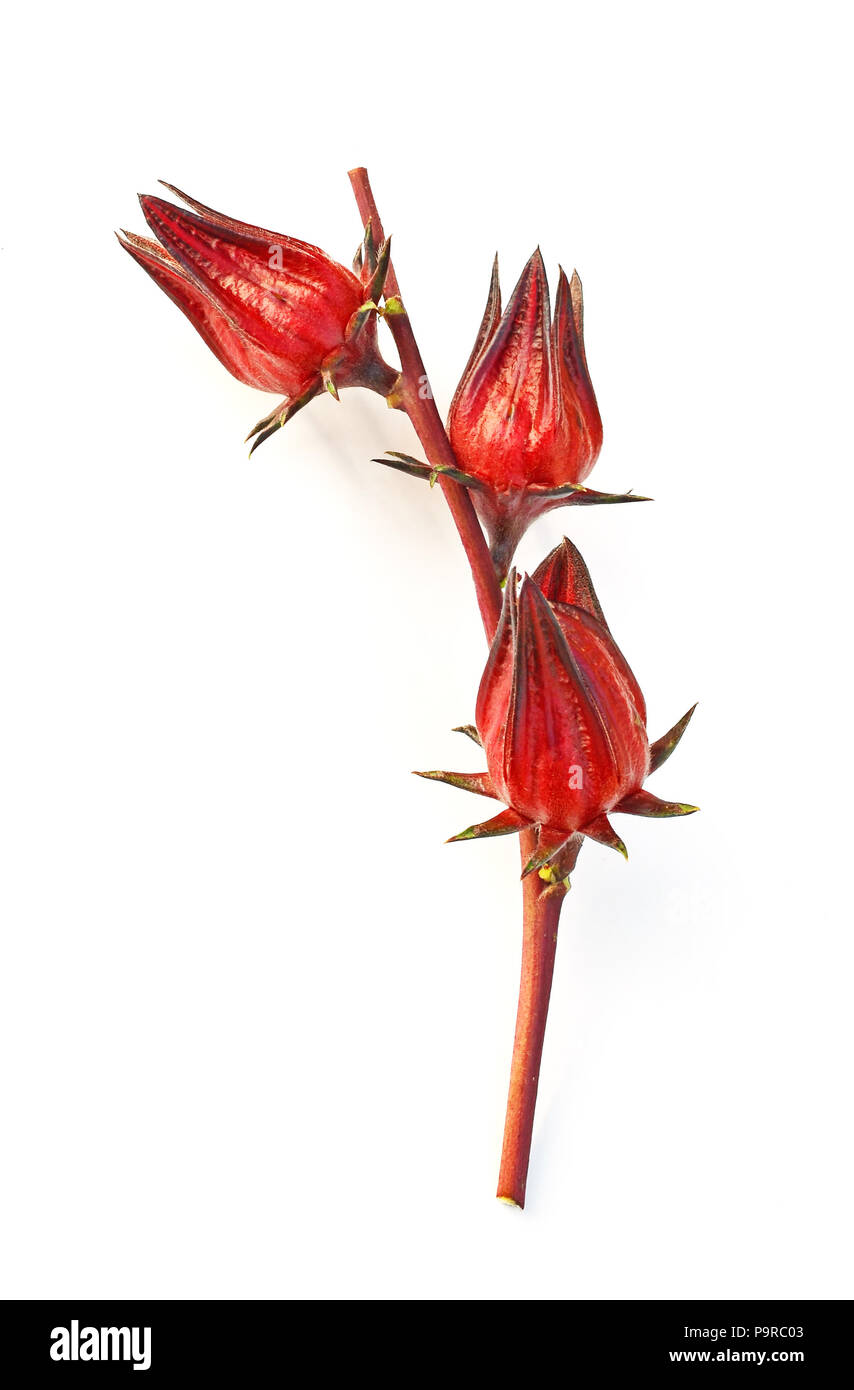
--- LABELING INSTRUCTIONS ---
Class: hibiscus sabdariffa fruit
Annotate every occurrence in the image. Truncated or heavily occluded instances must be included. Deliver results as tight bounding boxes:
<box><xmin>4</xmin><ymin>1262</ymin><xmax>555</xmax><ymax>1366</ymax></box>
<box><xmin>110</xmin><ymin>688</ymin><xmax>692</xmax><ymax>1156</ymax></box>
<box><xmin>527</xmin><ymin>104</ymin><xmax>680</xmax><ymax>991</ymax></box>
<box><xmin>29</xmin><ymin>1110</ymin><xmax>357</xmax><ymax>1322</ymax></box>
<box><xmin>118</xmin><ymin>165</ymin><xmax>700</xmax><ymax>1211</ymax></box>
<box><xmin>418</xmin><ymin>538</ymin><xmax>697</xmax><ymax>886</ymax></box>
<box><xmin>118</xmin><ymin>185</ymin><xmax>399</xmax><ymax>452</ymax></box>
<box><xmin>446</xmin><ymin>253</ymin><xmax>645</xmax><ymax>576</ymax></box>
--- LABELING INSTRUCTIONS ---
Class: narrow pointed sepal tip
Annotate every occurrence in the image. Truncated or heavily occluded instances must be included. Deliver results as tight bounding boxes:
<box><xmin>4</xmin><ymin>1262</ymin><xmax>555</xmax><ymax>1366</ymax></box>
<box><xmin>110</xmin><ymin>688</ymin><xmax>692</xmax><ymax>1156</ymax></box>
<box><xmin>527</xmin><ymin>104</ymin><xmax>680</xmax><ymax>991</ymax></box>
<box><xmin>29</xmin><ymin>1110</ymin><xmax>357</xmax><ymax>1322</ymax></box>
<box><xmin>649</xmin><ymin>703</ymin><xmax>698</xmax><ymax>774</ymax></box>
<box><xmin>447</xmin><ymin>806</ymin><xmax>530</xmax><ymax>843</ymax></box>
<box><xmin>581</xmin><ymin>814</ymin><xmax>629</xmax><ymax>858</ymax></box>
<box><xmin>246</xmin><ymin>419</ymin><xmax>285</xmax><ymax>456</ymax></box>
<box><xmin>244</xmin><ymin>382</ymin><xmax>318</xmax><ymax>456</ymax></box>
<box><xmin>616</xmin><ymin>789</ymin><xmax>699</xmax><ymax>818</ymax></box>
<box><xmin>413</xmin><ymin>769</ymin><xmax>497</xmax><ymax>799</ymax></box>
<box><xmin>372</xmin><ymin>452</ymin><xmax>486</xmax><ymax>490</ymax></box>
<box><xmin>533</xmin><ymin>483</ymin><xmax>652</xmax><ymax>507</ymax></box>
<box><xmin>365</xmin><ymin>237</ymin><xmax>392</xmax><ymax>304</ymax></box>
<box><xmin>452</xmin><ymin>724</ymin><xmax>483</xmax><ymax>746</ymax></box>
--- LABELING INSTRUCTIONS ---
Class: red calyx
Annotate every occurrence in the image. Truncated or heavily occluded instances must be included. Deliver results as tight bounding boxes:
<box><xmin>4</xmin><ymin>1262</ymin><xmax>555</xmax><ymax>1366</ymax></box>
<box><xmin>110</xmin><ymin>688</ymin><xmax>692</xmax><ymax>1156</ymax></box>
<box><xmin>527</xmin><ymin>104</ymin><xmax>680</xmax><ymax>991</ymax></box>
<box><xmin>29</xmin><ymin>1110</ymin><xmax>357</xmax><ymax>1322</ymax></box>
<box><xmin>117</xmin><ymin>184</ymin><xmax>398</xmax><ymax>451</ymax></box>
<box><xmin>447</xmin><ymin>254</ymin><xmax>644</xmax><ymax>576</ymax></box>
<box><xmin>477</xmin><ymin>567</ymin><xmax>649</xmax><ymax>839</ymax></box>
<box><xmin>416</xmin><ymin>538</ymin><xmax>697</xmax><ymax>880</ymax></box>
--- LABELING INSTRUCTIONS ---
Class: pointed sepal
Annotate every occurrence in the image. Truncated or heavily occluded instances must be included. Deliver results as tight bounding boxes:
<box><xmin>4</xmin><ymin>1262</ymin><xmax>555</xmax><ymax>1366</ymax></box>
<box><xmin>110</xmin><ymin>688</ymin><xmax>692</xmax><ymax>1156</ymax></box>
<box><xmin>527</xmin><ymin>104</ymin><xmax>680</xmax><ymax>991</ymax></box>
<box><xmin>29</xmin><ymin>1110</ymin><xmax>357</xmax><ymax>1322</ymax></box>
<box><xmin>361</xmin><ymin>219</ymin><xmax>378</xmax><ymax>275</ymax></box>
<box><xmin>452</xmin><ymin>724</ymin><xmax>483</xmax><ymax>747</ymax></box>
<box><xmin>552</xmin><ymin>266</ymin><xmax>602</xmax><ymax>453</ymax></box>
<box><xmin>346</xmin><ymin>300</ymin><xmax>379</xmax><ymax>341</ymax></box>
<box><xmin>523</xmin><ymin>828</ymin><xmax>584</xmax><ymax>886</ymax></box>
<box><xmin>532</xmin><ymin>536</ymin><xmax>610</xmax><ymax>630</ymax></box>
<box><xmin>374</xmin><ymin>450</ymin><xmax>429</xmax><ymax>479</ymax></box>
<box><xmin>455</xmin><ymin>255</ymin><xmax>502</xmax><ymax>384</ymax></box>
<box><xmin>520</xmin><ymin>828</ymin><xmax>575</xmax><ymax>879</ymax></box>
<box><xmin>530</xmin><ymin>481</ymin><xmax>651</xmax><ymax>507</ymax></box>
<box><xmin>246</xmin><ymin>380</ymin><xmax>320</xmax><ymax>455</ymax></box>
<box><xmin>413</xmin><ymin>769</ymin><xmax>497</xmax><ymax>799</ymax></box>
<box><xmin>372</xmin><ymin>452</ymin><xmax>487</xmax><ymax>490</ymax></box>
<box><xmin>649</xmin><ymin>704</ymin><xmax>697</xmax><ymax>775</ymax></box>
<box><xmin>615</xmin><ymin>789</ymin><xmax>699</xmax><ymax>817</ymax></box>
<box><xmin>580</xmin><ymin>814</ymin><xmax>628</xmax><ymax>858</ymax></box>
<box><xmin>447</xmin><ymin>807</ymin><xmax>531</xmax><ymax>843</ymax></box>
<box><xmin>365</xmin><ymin>237</ymin><xmax>392</xmax><ymax>306</ymax></box>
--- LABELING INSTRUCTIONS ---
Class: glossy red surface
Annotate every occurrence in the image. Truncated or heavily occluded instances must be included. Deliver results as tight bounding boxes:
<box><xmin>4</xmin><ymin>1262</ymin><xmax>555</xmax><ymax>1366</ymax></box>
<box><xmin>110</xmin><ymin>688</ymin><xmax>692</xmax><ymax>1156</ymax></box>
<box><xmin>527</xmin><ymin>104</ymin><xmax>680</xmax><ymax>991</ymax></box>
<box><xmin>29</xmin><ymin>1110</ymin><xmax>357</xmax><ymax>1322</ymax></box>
<box><xmin>119</xmin><ymin>189</ymin><xmax>389</xmax><ymax>414</ymax></box>
<box><xmin>449</xmin><ymin>253</ymin><xmax>602</xmax><ymax>493</ymax></box>
<box><xmin>476</xmin><ymin>571</ymin><xmax>649</xmax><ymax>838</ymax></box>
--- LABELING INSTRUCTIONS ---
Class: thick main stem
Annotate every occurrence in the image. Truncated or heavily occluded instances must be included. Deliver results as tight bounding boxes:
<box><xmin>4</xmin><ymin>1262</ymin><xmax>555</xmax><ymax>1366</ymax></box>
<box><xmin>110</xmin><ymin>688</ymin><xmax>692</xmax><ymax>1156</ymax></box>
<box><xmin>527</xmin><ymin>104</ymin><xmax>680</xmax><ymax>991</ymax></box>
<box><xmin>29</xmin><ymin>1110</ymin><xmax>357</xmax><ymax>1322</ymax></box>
<box><xmin>497</xmin><ymin>829</ymin><xmax>568</xmax><ymax>1208</ymax></box>
<box><xmin>348</xmin><ymin>167</ymin><xmax>503</xmax><ymax>641</ymax></box>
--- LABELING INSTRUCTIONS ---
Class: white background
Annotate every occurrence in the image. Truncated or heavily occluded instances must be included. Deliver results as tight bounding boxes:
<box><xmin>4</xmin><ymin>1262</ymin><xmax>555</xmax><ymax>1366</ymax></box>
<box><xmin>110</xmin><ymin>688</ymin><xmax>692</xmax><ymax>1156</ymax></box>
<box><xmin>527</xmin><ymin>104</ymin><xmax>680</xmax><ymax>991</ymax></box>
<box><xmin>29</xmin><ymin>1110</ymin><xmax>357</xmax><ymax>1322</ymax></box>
<box><xmin>2</xmin><ymin>1</ymin><xmax>852</xmax><ymax>1300</ymax></box>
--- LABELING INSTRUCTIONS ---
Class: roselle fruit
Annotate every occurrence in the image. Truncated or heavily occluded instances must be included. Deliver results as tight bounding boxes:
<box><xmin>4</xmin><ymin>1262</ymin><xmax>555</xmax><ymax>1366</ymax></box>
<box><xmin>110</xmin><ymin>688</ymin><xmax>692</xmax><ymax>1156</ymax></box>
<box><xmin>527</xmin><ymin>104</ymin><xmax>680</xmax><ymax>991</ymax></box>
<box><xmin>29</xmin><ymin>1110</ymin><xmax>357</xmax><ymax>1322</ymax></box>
<box><xmin>119</xmin><ymin>185</ymin><xmax>398</xmax><ymax>451</ymax></box>
<box><xmin>418</xmin><ymin>538</ymin><xmax>696</xmax><ymax>885</ymax></box>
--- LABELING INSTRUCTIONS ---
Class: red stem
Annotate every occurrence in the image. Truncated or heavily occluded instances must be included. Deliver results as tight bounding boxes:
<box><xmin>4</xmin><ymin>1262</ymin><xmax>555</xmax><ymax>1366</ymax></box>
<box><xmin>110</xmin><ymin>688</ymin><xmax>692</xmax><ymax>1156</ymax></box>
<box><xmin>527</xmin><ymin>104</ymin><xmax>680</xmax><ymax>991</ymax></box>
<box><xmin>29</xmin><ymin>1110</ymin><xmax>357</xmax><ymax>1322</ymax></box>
<box><xmin>348</xmin><ymin>167</ymin><xmax>503</xmax><ymax>641</ymax></box>
<box><xmin>349</xmin><ymin>170</ymin><xmax>565</xmax><ymax>1208</ymax></box>
<box><xmin>497</xmin><ymin>828</ymin><xmax>569</xmax><ymax>1208</ymax></box>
